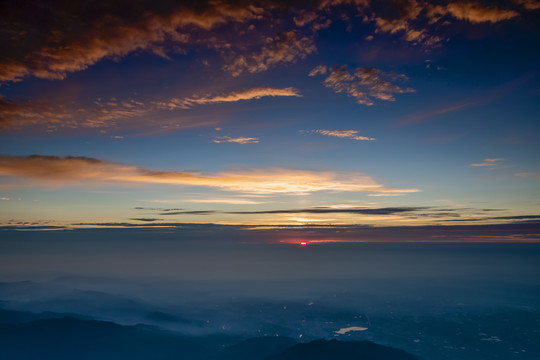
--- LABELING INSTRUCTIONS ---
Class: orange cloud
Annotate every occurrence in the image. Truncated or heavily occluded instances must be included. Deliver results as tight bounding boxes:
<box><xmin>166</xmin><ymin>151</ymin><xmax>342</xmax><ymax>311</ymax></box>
<box><xmin>0</xmin><ymin>95</ymin><xmax>71</xmax><ymax>130</ymax></box>
<box><xmin>311</xmin><ymin>65</ymin><xmax>415</xmax><ymax>105</ymax></box>
<box><xmin>223</xmin><ymin>30</ymin><xmax>316</xmax><ymax>77</ymax></box>
<box><xmin>513</xmin><ymin>0</ymin><xmax>540</xmax><ymax>10</ymax></box>
<box><xmin>1</xmin><ymin>87</ymin><xmax>299</xmax><ymax>132</ymax></box>
<box><xmin>213</xmin><ymin>136</ymin><xmax>260</xmax><ymax>144</ymax></box>
<box><xmin>320</xmin><ymin>0</ymin><xmax>522</xmax><ymax>48</ymax></box>
<box><xmin>0</xmin><ymin>155</ymin><xmax>419</xmax><ymax>195</ymax></box>
<box><xmin>0</xmin><ymin>2</ymin><xmax>264</xmax><ymax>83</ymax></box>
<box><xmin>0</xmin><ymin>94</ymin><xmax>220</xmax><ymax>134</ymax></box>
<box><xmin>429</xmin><ymin>2</ymin><xmax>519</xmax><ymax>23</ymax></box>
<box><xmin>158</xmin><ymin>87</ymin><xmax>302</xmax><ymax>110</ymax></box>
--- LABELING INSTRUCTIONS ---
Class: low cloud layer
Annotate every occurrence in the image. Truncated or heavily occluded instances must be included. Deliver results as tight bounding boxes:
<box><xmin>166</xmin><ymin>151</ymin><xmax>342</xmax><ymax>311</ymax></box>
<box><xmin>0</xmin><ymin>154</ymin><xmax>419</xmax><ymax>195</ymax></box>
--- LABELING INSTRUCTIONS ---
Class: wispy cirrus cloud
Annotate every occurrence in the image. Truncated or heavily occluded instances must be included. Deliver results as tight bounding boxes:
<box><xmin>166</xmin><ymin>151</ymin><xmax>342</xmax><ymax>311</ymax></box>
<box><xmin>0</xmin><ymin>95</ymin><xmax>163</xmax><ymax>132</ymax></box>
<box><xmin>467</xmin><ymin>158</ymin><xmax>506</xmax><ymax>169</ymax></box>
<box><xmin>301</xmin><ymin>129</ymin><xmax>375</xmax><ymax>141</ymax></box>
<box><xmin>0</xmin><ymin>94</ymin><xmax>71</xmax><ymax>130</ymax></box>
<box><xmin>515</xmin><ymin>172</ymin><xmax>540</xmax><ymax>180</ymax></box>
<box><xmin>0</xmin><ymin>154</ymin><xmax>419</xmax><ymax>195</ymax></box>
<box><xmin>1</xmin><ymin>87</ymin><xmax>300</xmax><ymax>132</ymax></box>
<box><xmin>157</xmin><ymin>87</ymin><xmax>302</xmax><ymax>110</ymax></box>
<box><xmin>213</xmin><ymin>136</ymin><xmax>260</xmax><ymax>144</ymax></box>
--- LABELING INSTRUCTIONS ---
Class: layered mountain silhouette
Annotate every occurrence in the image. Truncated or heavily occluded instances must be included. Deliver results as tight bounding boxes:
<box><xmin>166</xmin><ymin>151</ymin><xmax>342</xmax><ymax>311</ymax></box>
<box><xmin>0</xmin><ymin>309</ymin><xmax>418</xmax><ymax>360</ymax></box>
<box><xmin>0</xmin><ymin>316</ymin><xmax>208</xmax><ymax>360</ymax></box>
<box><xmin>268</xmin><ymin>339</ymin><xmax>419</xmax><ymax>360</ymax></box>
<box><xmin>211</xmin><ymin>336</ymin><xmax>298</xmax><ymax>360</ymax></box>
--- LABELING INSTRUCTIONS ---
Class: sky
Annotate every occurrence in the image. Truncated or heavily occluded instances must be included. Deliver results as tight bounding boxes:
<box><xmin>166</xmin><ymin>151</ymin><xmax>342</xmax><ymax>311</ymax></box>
<box><xmin>1</xmin><ymin>0</ymin><xmax>540</xmax><ymax>242</ymax></box>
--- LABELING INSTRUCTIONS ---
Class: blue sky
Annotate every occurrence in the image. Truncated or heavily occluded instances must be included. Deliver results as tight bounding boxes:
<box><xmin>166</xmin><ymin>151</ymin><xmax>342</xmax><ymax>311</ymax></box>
<box><xmin>1</xmin><ymin>0</ymin><xmax>539</xmax><ymax>240</ymax></box>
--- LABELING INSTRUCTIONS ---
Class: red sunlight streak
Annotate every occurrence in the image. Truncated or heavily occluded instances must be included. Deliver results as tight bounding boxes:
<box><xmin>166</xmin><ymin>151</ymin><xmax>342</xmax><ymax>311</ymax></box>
<box><xmin>278</xmin><ymin>236</ymin><xmax>540</xmax><ymax>244</ymax></box>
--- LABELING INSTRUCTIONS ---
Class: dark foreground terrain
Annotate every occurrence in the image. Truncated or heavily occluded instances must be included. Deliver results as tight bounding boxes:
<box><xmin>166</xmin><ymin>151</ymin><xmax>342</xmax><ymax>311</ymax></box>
<box><xmin>0</xmin><ymin>308</ymin><xmax>417</xmax><ymax>360</ymax></box>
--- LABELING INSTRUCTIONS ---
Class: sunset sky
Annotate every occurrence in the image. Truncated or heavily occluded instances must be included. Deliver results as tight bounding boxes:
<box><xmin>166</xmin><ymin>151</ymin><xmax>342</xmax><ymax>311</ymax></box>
<box><xmin>1</xmin><ymin>0</ymin><xmax>540</xmax><ymax>241</ymax></box>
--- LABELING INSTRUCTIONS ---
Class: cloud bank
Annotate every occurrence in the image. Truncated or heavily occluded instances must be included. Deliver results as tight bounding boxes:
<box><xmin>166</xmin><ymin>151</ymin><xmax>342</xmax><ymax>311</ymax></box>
<box><xmin>0</xmin><ymin>155</ymin><xmax>419</xmax><ymax>195</ymax></box>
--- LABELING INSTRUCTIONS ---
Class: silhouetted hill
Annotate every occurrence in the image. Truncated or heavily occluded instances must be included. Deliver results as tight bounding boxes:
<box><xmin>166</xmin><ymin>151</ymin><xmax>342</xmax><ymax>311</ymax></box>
<box><xmin>0</xmin><ymin>308</ymin><xmax>92</xmax><ymax>324</ymax></box>
<box><xmin>212</xmin><ymin>336</ymin><xmax>297</xmax><ymax>360</ymax></box>
<box><xmin>267</xmin><ymin>339</ymin><xmax>419</xmax><ymax>360</ymax></box>
<box><xmin>0</xmin><ymin>317</ymin><xmax>208</xmax><ymax>360</ymax></box>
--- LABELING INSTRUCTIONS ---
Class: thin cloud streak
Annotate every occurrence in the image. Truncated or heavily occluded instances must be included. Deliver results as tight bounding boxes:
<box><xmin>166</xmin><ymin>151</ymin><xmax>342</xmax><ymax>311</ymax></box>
<box><xmin>515</xmin><ymin>172</ymin><xmax>540</xmax><ymax>180</ymax></box>
<box><xmin>1</xmin><ymin>87</ymin><xmax>300</xmax><ymax>132</ymax></box>
<box><xmin>467</xmin><ymin>158</ymin><xmax>506</xmax><ymax>169</ymax></box>
<box><xmin>184</xmin><ymin>199</ymin><xmax>265</xmax><ymax>205</ymax></box>
<box><xmin>213</xmin><ymin>136</ymin><xmax>260</xmax><ymax>144</ymax></box>
<box><xmin>0</xmin><ymin>155</ymin><xmax>419</xmax><ymax>195</ymax></box>
<box><xmin>226</xmin><ymin>206</ymin><xmax>429</xmax><ymax>215</ymax></box>
<box><xmin>158</xmin><ymin>87</ymin><xmax>302</xmax><ymax>110</ymax></box>
<box><xmin>302</xmin><ymin>129</ymin><xmax>375</xmax><ymax>141</ymax></box>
